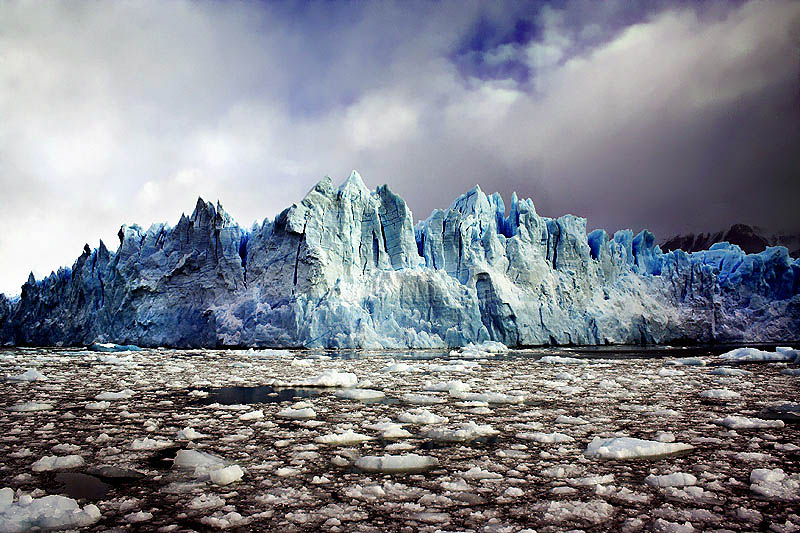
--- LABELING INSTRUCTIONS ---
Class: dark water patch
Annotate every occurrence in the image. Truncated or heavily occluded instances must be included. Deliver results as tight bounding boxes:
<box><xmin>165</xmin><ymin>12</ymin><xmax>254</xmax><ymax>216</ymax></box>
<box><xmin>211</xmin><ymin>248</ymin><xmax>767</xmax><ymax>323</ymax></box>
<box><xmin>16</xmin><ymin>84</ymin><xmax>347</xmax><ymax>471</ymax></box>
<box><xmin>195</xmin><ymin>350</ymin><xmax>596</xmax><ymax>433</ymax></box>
<box><xmin>86</xmin><ymin>464</ymin><xmax>146</xmax><ymax>480</ymax></box>
<box><xmin>192</xmin><ymin>385</ymin><xmax>321</xmax><ymax>405</ymax></box>
<box><xmin>144</xmin><ymin>446</ymin><xmax>182</xmax><ymax>470</ymax></box>
<box><xmin>760</xmin><ymin>404</ymin><xmax>800</xmax><ymax>423</ymax></box>
<box><xmin>54</xmin><ymin>472</ymin><xmax>111</xmax><ymax>500</ymax></box>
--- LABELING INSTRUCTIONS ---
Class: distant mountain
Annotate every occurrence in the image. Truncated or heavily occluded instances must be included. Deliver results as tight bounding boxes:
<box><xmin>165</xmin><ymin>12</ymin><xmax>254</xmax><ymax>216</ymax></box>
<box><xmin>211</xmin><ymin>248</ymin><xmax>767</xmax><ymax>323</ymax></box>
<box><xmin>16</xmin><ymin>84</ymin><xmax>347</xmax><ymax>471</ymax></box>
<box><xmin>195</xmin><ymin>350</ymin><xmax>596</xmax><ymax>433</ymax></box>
<box><xmin>660</xmin><ymin>224</ymin><xmax>800</xmax><ymax>258</ymax></box>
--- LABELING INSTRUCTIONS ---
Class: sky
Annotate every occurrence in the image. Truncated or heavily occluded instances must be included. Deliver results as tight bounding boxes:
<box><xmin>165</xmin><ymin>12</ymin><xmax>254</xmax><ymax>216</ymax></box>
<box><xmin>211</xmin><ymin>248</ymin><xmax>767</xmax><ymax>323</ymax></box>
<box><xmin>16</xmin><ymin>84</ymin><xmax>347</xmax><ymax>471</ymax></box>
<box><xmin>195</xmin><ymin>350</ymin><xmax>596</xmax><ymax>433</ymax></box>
<box><xmin>1</xmin><ymin>0</ymin><xmax>799</xmax><ymax>296</ymax></box>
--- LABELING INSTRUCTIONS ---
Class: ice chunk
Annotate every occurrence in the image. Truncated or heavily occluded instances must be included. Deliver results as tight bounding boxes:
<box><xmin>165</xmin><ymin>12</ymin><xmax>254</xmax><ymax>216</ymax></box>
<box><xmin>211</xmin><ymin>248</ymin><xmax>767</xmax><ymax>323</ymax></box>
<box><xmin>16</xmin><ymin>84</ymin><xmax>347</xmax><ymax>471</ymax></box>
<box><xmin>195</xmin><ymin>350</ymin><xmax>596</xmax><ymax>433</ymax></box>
<box><xmin>644</xmin><ymin>472</ymin><xmax>697</xmax><ymax>487</ymax></box>
<box><xmin>709</xmin><ymin>367</ymin><xmax>751</xmax><ymax>376</ymax></box>
<box><xmin>7</xmin><ymin>369</ymin><xmax>47</xmax><ymax>382</ymax></box>
<box><xmin>749</xmin><ymin>468</ymin><xmax>799</xmax><ymax>501</ymax></box>
<box><xmin>699</xmin><ymin>389</ymin><xmax>740</xmax><ymax>399</ymax></box>
<box><xmin>31</xmin><ymin>455</ymin><xmax>85</xmax><ymax>472</ymax></box>
<box><xmin>300</xmin><ymin>370</ymin><xmax>357</xmax><ymax>387</ymax></box>
<box><xmin>95</xmin><ymin>389</ymin><xmax>135</xmax><ymax>400</ymax></box>
<box><xmin>398</xmin><ymin>408</ymin><xmax>448</xmax><ymax>425</ymax></box>
<box><xmin>460</xmin><ymin>466</ymin><xmax>503</xmax><ymax>480</ymax></box>
<box><xmin>424</xmin><ymin>422</ymin><xmax>498</xmax><ymax>442</ymax></box>
<box><xmin>451</xmin><ymin>391</ymin><xmax>525</xmax><ymax>404</ymax></box>
<box><xmin>315</xmin><ymin>430</ymin><xmax>374</xmax><ymax>445</ymax></box>
<box><xmin>518</xmin><ymin>432</ymin><xmax>574</xmax><ymax>443</ymax></box>
<box><xmin>173</xmin><ymin>449</ymin><xmax>225</xmax><ymax>477</ymax></box>
<box><xmin>335</xmin><ymin>389</ymin><xmax>385</xmax><ymax>400</ymax></box>
<box><xmin>8</xmin><ymin>402</ymin><xmax>53</xmax><ymax>412</ymax></box>
<box><xmin>89</xmin><ymin>343</ymin><xmax>142</xmax><ymax>352</ymax></box>
<box><xmin>277</xmin><ymin>406</ymin><xmax>316</xmax><ymax>419</ymax></box>
<box><xmin>355</xmin><ymin>454</ymin><xmax>439</xmax><ymax>473</ymax></box>
<box><xmin>712</xmin><ymin>416</ymin><xmax>784</xmax><ymax>429</ymax></box>
<box><xmin>209</xmin><ymin>465</ymin><xmax>244</xmax><ymax>486</ymax></box>
<box><xmin>0</xmin><ymin>490</ymin><xmax>100</xmax><ymax>531</ymax></box>
<box><xmin>238</xmin><ymin>410</ymin><xmax>264</xmax><ymax>421</ymax></box>
<box><xmin>584</xmin><ymin>437</ymin><xmax>693</xmax><ymax>459</ymax></box>
<box><xmin>536</xmin><ymin>356</ymin><xmax>588</xmax><ymax>365</ymax></box>
<box><xmin>130</xmin><ymin>438</ymin><xmax>173</xmax><ymax>450</ymax></box>
<box><xmin>719</xmin><ymin>347</ymin><xmax>796</xmax><ymax>362</ymax></box>
<box><xmin>177</xmin><ymin>427</ymin><xmax>206</xmax><ymax>440</ymax></box>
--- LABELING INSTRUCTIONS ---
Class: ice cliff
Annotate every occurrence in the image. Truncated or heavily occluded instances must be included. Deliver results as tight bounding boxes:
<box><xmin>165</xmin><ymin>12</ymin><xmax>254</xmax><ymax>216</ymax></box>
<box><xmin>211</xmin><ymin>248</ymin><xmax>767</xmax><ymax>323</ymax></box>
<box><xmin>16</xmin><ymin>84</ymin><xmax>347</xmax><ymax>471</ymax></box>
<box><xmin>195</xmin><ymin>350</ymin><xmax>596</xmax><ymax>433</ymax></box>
<box><xmin>1</xmin><ymin>171</ymin><xmax>798</xmax><ymax>348</ymax></box>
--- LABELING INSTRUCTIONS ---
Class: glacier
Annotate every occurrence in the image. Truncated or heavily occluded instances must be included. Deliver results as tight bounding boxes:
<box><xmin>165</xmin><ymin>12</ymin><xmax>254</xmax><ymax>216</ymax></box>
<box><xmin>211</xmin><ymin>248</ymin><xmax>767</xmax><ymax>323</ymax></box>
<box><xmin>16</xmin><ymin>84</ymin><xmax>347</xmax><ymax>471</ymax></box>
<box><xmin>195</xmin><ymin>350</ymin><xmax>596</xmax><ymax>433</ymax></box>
<box><xmin>0</xmin><ymin>171</ymin><xmax>798</xmax><ymax>348</ymax></box>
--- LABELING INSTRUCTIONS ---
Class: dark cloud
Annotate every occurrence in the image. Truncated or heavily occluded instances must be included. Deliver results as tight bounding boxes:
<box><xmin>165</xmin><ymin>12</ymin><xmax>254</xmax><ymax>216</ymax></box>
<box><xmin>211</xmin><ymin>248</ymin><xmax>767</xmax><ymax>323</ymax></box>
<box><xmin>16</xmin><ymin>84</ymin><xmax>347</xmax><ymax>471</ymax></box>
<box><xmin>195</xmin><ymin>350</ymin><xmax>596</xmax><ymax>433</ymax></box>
<box><xmin>0</xmin><ymin>0</ymin><xmax>798</xmax><ymax>295</ymax></box>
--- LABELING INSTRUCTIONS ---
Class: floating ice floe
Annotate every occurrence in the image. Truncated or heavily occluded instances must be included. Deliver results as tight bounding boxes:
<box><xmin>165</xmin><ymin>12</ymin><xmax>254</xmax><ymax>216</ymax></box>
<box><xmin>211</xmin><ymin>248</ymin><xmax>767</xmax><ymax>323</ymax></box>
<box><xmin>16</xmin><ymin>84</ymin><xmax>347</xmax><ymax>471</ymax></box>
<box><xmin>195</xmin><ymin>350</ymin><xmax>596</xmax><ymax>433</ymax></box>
<box><xmin>423</xmin><ymin>381</ymin><xmax>470</xmax><ymax>393</ymax></box>
<box><xmin>7</xmin><ymin>402</ymin><xmax>53</xmax><ymax>412</ymax></box>
<box><xmin>364</xmin><ymin>421</ymin><xmax>412</xmax><ymax>439</ymax></box>
<box><xmin>397</xmin><ymin>408</ymin><xmax>448</xmax><ymax>425</ymax></box>
<box><xmin>0</xmin><ymin>488</ymin><xmax>101</xmax><ymax>531</ymax></box>
<box><xmin>584</xmin><ymin>437</ymin><xmax>693</xmax><ymax>459</ymax></box>
<box><xmin>335</xmin><ymin>389</ymin><xmax>385</xmax><ymax>400</ymax></box>
<box><xmin>749</xmin><ymin>468</ymin><xmax>800</xmax><ymax>501</ymax></box>
<box><xmin>424</xmin><ymin>422</ymin><xmax>498</xmax><ymax>442</ymax></box>
<box><xmin>555</xmin><ymin>415</ymin><xmax>590</xmax><ymax>425</ymax></box>
<box><xmin>315</xmin><ymin>430</ymin><xmax>374</xmax><ymax>446</ymax></box>
<box><xmin>451</xmin><ymin>391</ymin><xmax>525</xmax><ymax>404</ymax></box>
<box><xmin>354</xmin><ymin>454</ymin><xmax>439</xmax><ymax>473</ymax></box>
<box><xmin>460</xmin><ymin>466</ymin><xmax>503</xmax><ymax>480</ymax></box>
<box><xmin>427</xmin><ymin>361</ymin><xmax>479</xmax><ymax>372</ymax></box>
<box><xmin>173</xmin><ymin>449</ymin><xmax>229</xmax><ymax>479</ymax></box>
<box><xmin>209</xmin><ymin>465</ymin><xmax>244</xmax><ymax>486</ymax></box>
<box><xmin>89</xmin><ymin>343</ymin><xmax>142</xmax><ymax>352</ymax></box>
<box><xmin>664</xmin><ymin>357</ymin><xmax>706</xmax><ymax>366</ymax></box>
<box><xmin>534</xmin><ymin>499</ymin><xmax>614</xmax><ymax>524</ymax></box>
<box><xmin>95</xmin><ymin>389</ymin><xmax>135</xmax><ymax>400</ymax></box>
<box><xmin>455</xmin><ymin>341</ymin><xmax>509</xmax><ymax>358</ymax></box>
<box><xmin>291</xmin><ymin>370</ymin><xmax>357</xmax><ymax>388</ymax></box>
<box><xmin>238</xmin><ymin>410</ymin><xmax>264</xmax><ymax>421</ymax></box>
<box><xmin>644</xmin><ymin>473</ymin><xmax>697</xmax><ymax>487</ymax></box>
<box><xmin>400</xmin><ymin>393</ymin><xmax>446</xmax><ymax>405</ymax></box>
<box><xmin>712</xmin><ymin>416</ymin><xmax>784</xmax><ymax>430</ymax></box>
<box><xmin>6</xmin><ymin>369</ymin><xmax>47</xmax><ymax>382</ymax></box>
<box><xmin>381</xmin><ymin>362</ymin><xmax>422</xmax><ymax>373</ymax></box>
<box><xmin>130</xmin><ymin>438</ymin><xmax>174</xmax><ymax>451</ymax></box>
<box><xmin>719</xmin><ymin>347</ymin><xmax>797</xmax><ymax>363</ymax></box>
<box><xmin>699</xmin><ymin>389</ymin><xmax>740</xmax><ymax>399</ymax></box>
<box><xmin>536</xmin><ymin>356</ymin><xmax>588</xmax><ymax>365</ymax></box>
<box><xmin>85</xmin><ymin>401</ymin><xmax>110</xmax><ymax>410</ymax></box>
<box><xmin>277</xmin><ymin>403</ymin><xmax>317</xmax><ymax>419</ymax></box>
<box><xmin>31</xmin><ymin>455</ymin><xmax>85</xmax><ymax>472</ymax></box>
<box><xmin>709</xmin><ymin>367</ymin><xmax>751</xmax><ymax>376</ymax></box>
<box><xmin>518</xmin><ymin>431</ymin><xmax>574</xmax><ymax>443</ymax></box>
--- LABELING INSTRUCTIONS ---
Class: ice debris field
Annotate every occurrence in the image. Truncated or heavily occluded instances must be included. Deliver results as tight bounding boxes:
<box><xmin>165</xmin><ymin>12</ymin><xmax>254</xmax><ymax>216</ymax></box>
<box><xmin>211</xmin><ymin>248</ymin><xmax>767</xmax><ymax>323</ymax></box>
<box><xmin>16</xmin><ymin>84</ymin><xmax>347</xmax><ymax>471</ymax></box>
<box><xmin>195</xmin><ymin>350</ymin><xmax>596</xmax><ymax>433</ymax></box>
<box><xmin>1</xmin><ymin>344</ymin><xmax>799</xmax><ymax>532</ymax></box>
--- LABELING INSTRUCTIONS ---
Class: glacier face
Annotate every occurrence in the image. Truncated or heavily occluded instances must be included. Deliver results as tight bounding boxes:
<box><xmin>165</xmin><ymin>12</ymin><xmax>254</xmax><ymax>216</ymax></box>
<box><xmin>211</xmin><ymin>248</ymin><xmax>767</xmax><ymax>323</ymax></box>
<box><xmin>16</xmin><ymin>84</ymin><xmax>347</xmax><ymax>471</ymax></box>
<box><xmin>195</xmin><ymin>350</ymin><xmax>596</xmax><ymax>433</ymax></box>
<box><xmin>1</xmin><ymin>171</ymin><xmax>798</xmax><ymax>348</ymax></box>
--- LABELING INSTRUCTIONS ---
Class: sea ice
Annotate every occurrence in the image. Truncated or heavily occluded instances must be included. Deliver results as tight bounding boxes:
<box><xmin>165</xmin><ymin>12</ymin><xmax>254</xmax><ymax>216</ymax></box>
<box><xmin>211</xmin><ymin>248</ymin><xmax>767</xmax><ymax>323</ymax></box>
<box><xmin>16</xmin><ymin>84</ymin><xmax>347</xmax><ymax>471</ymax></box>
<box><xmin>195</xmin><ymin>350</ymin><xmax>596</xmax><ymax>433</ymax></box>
<box><xmin>719</xmin><ymin>347</ymin><xmax>796</xmax><ymax>362</ymax></box>
<box><xmin>8</xmin><ymin>402</ymin><xmax>53</xmax><ymax>412</ymax></box>
<box><xmin>6</xmin><ymin>369</ymin><xmax>47</xmax><ymax>382</ymax></box>
<box><xmin>585</xmin><ymin>437</ymin><xmax>693</xmax><ymax>459</ymax></box>
<box><xmin>31</xmin><ymin>455</ymin><xmax>85</xmax><ymax>472</ymax></box>
<box><xmin>354</xmin><ymin>454</ymin><xmax>439</xmax><ymax>473</ymax></box>
<box><xmin>209</xmin><ymin>465</ymin><xmax>244</xmax><ymax>486</ymax></box>
<box><xmin>750</xmin><ymin>468</ymin><xmax>800</xmax><ymax>501</ymax></box>
<box><xmin>335</xmin><ymin>389</ymin><xmax>385</xmax><ymax>400</ymax></box>
<box><xmin>95</xmin><ymin>389</ymin><xmax>135</xmax><ymax>400</ymax></box>
<box><xmin>0</xmin><ymin>489</ymin><xmax>101</xmax><ymax>532</ymax></box>
<box><xmin>712</xmin><ymin>416</ymin><xmax>785</xmax><ymax>430</ymax></box>
<box><xmin>315</xmin><ymin>431</ymin><xmax>374</xmax><ymax>445</ymax></box>
<box><xmin>644</xmin><ymin>473</ymin><xmax>697</xmax><ymax>488</ymax></box>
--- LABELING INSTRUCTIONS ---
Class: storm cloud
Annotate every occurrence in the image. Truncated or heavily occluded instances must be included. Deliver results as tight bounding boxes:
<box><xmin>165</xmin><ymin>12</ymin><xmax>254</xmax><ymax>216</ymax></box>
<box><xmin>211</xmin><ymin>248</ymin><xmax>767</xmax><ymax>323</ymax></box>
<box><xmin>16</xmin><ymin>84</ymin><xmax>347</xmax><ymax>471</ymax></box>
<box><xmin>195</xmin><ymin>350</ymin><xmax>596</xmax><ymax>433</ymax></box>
<box><xmin>1</xmin><ymin>0</ymin><xmax>798</xmax><ymax>295</ymax></box>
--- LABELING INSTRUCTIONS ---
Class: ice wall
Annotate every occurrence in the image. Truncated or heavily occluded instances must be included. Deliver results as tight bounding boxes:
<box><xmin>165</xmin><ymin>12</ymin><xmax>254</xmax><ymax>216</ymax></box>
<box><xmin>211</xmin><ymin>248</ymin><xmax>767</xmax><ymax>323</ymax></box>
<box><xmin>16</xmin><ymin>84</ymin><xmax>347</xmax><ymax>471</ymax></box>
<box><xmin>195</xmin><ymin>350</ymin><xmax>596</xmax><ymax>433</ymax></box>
<box><xmin>1</xmin><ymin>171</ymin><xmax>798</xmax><ymax>348</ymax></box>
